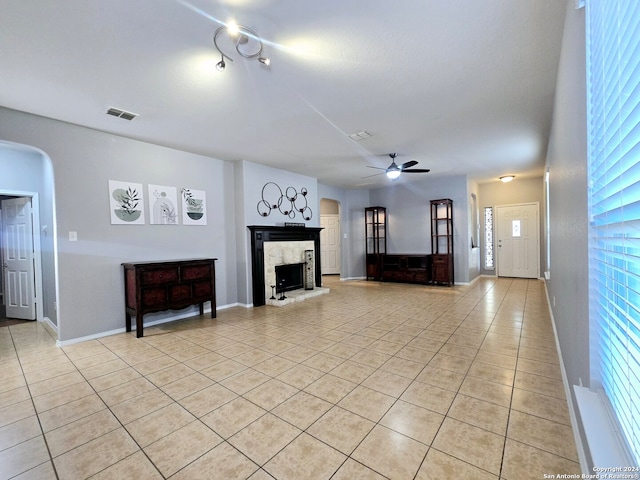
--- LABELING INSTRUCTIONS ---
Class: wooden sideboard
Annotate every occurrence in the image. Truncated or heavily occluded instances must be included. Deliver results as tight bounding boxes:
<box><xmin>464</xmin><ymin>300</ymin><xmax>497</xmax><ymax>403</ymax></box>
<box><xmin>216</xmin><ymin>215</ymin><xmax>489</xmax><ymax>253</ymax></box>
<box><xmin>381</xmin><ymin>254</ymin><xmax>431</xmax><ymax>284</ymax></box>
<box><xmin>122</xmin><ymin>258</ymin><xmax>217</xmax><ymax>338</ymax></box>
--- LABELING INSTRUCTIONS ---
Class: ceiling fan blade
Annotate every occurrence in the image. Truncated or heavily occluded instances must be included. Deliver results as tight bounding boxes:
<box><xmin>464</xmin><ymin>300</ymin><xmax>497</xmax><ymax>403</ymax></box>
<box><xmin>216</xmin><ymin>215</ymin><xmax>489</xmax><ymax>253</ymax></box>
<box><xmin>362</xmin><ymin>171</ymin><xmax>384</xmax><ymax>179</ymax></box>
<box><xmin>402</xmin><ymin>169</ymin><xmax>431</xmax><ymax>173</ymax></box>
<box><xmin>366</xmin><ymin>165</ymin><xmax>387</xmax><ymax>171</ymax></box>
<box><xmin>399</xmin><ymin>160</ymin><xmax>418</xmax><ymax>170</ymax></box>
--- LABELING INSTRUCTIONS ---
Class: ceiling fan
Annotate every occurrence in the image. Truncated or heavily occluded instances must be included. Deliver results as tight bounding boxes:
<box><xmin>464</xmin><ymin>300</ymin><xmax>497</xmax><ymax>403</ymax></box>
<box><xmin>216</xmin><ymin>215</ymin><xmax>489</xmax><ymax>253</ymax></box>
<box><xmin>366</xmin><ymin>153</ymin><xmax>431</xmax><ymax>180</ymax></box>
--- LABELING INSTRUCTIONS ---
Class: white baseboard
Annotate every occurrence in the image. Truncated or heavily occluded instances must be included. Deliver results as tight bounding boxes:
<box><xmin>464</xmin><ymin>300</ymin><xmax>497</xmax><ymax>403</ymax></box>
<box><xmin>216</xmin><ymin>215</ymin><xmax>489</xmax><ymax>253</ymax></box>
<box><xmin>544</xmin><ymin>282</ymin><xmax>589</xmax><ymax>473</ymax></box>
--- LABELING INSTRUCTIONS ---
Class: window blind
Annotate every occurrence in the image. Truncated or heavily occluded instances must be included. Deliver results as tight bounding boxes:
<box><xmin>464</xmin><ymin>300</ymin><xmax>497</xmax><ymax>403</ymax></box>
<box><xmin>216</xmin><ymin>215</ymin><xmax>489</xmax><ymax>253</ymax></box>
<box><xmin>587</xmin><ymin>0</ymin><xmax>640</xmax><ymax>465</ymax></box>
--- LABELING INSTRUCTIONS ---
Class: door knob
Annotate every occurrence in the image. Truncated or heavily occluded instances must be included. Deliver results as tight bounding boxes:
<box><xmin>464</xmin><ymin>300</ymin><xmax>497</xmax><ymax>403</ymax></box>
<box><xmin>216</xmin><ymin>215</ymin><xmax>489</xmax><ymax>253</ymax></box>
<box><xmin>2</xmin><ymin>262</ymin><xmax>7</xmax><ymax>268</ymax></box>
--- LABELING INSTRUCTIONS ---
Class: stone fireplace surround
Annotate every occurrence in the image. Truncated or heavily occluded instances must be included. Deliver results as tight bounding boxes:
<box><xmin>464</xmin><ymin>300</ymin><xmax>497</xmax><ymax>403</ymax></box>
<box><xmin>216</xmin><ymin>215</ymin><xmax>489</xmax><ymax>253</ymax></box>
<box><xmin>248</xmin><ymin>225</ymin><xmax>323</xmax><ymax>306</ymax></box>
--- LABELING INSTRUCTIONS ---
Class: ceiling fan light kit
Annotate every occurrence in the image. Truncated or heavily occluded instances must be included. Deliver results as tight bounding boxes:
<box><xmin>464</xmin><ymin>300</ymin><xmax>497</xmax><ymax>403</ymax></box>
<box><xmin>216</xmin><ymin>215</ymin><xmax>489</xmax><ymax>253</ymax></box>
<box><xmin>367</xmin><ymin>153</ymin><xmax>431</xmax><ymax>181</ymax></box>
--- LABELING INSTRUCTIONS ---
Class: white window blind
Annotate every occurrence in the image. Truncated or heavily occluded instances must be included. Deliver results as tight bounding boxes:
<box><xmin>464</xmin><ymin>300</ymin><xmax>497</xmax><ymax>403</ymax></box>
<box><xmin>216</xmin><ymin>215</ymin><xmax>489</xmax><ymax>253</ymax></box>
<box><xmin>587</xmin><ymin>0</ymin><xmax>640</xmax><ymax>465</ymax></box>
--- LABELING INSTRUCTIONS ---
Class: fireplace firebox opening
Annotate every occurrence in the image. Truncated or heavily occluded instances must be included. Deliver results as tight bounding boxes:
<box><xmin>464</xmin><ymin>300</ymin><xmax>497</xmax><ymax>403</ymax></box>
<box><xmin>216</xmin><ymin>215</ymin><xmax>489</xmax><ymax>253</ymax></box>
<box><xmin>275</xmin><ymin>263</ymin><xmax>305</xmax><ymax>294</ymax></box>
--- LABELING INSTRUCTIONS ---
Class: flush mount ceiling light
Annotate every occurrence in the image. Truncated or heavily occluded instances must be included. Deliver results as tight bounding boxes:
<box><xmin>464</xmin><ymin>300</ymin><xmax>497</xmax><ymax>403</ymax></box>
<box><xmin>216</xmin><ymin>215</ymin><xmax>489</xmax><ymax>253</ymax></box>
<box><xmin>500</xmin><ymin>175</ymin><xmax>516</xmax><ymax>183</ymax></box>
<box><xmin>213</xmin><ymin>22</ymin><xmax>270</xmax><ymax>72</ymax></box>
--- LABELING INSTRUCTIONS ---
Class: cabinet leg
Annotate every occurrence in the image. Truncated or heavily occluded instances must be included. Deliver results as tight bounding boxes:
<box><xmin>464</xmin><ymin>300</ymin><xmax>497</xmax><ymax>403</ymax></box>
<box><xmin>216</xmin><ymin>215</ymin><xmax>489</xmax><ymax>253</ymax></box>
<box><xmin>136</xmin><ymin>314</ymin><xmax>143</xmax><ymax>338</ymax></box>
<box><xmin>199</xmin><ymin>303</ymin><xmax>204</xmax><ymax>316</ymax></box>
<box><xmin>125</xmin><ymin>313</ymin><xmax>131</xmax><ymax>333</ymax></box>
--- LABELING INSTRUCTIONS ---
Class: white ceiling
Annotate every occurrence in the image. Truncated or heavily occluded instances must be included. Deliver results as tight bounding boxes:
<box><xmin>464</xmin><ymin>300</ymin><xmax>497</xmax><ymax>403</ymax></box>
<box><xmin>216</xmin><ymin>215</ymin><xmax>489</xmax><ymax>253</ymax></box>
<box><xmin>0</xmin><ymin>0</ymin><xmax>567</xmax><ymax>189</ymax></box>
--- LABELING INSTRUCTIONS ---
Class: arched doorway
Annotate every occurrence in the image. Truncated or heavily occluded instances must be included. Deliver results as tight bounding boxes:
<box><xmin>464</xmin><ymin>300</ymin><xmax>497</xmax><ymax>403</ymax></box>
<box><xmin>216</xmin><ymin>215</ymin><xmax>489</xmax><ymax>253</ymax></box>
<box><xmin>0</xmin><ymin>141</ymin><xmax>58</xmax><ymax>333</ymax></box>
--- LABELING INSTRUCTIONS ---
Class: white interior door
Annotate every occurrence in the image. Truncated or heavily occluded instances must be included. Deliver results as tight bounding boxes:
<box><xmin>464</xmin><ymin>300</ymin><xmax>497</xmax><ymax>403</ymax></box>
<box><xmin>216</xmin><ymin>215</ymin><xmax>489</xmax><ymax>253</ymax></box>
<box><xmin>320</xmin><ymin>214</ymin><xmax>341</xmax><ymax>274</ymax></box>
<box><xmin>496</xmin><ymin>203</ymin><xmax>539</xmax><ymax>279</ymax></box>
<box><xmin>2</xmin><ymin>197</ymin><xmax>36</xmax><ymax>319</ymax></box>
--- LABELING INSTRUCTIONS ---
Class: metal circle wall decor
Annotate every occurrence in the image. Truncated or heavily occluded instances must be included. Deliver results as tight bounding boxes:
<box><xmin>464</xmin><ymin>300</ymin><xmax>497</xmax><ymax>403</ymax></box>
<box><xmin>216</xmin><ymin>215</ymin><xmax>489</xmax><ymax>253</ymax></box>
<box><xmin>257</xmin><ymin>182</ymin><xmax>313</xmax><ymax>221</ymax></box>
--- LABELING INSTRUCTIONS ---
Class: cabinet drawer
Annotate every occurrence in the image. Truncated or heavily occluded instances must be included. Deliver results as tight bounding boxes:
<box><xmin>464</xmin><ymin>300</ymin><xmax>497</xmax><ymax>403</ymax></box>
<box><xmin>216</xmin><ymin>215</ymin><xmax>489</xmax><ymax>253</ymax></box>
<box><xmin>432</xmin><ymin>254</ymin><xmax>448</xmax><ymax>264</ymax></box>
<box><xmin>169</xmin><ymin>284</ymin><xmax>192</xmax><ymax>303</ymax></box>
<box><xmin>142</xmin><ymin>287</ymin><xmax>167</xmax><ymax>307</ymax></box>
<box><xmin>181</xmin><ymin>265</ymin><xmax>211</xmax><ymax>281</ymax></box>
<box><xmin>141</xmin><ymin>268</ymin><xmax>179</xmax><ymax>285</ymax></box>
<box><xmin>193</xmin><ymin>281</ymin><xmax>212</xmax><ymax>299</ymax></box>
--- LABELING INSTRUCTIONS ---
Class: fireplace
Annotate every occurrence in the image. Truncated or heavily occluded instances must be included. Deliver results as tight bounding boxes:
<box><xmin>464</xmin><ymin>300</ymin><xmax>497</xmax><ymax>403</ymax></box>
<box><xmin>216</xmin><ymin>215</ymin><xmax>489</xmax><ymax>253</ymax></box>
<box><xmin>248</xmin><ymin>226</ymin><xmax>323</xmax><ymax>306</ymax></box>
<box><xmin>275</xmin><ymin>263</ymin><xmax>305</xmax><ymax>293</ymax></box>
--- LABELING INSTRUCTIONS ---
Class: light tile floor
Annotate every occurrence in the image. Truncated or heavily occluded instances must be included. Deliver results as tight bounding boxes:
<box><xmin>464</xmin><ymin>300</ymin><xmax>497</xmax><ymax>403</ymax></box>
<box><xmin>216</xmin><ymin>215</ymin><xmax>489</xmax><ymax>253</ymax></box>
<box><xmin>0</xmin><ymin>276</ymin><xmax>582</xmax><ymax>479</ymax></box>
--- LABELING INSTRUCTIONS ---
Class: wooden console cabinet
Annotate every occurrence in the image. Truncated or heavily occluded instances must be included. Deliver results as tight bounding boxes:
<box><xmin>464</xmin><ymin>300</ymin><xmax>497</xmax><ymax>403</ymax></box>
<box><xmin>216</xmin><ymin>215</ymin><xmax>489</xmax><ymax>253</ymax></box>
<box><xmin>122</xmin><ymin>258</ymin><xmax>217</xmax><ymax>338</ymax></box>
<box><xmin>382</xmin><ymin>254</ymin><xmax>431</xmax><ymax>284</ymax></box>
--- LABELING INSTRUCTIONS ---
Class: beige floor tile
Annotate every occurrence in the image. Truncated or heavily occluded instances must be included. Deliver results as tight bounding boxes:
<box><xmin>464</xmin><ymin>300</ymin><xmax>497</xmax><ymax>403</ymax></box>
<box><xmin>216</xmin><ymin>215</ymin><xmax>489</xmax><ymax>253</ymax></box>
<box><xmin>144</xmin><ymin>421</ymin><xmax>221</xmax><ymax>477</ymax></box>
<box><xmin>0</xmin><ymin>386</ymin><xmax>31</xmax><ymax>408</ymax></box>
<box><xmin>279</xmin><ymin>345</ymin><xmax>319</xmax><ymax>363</ymax></box>
<box><xmin>307</xmin><ymin>406</ymin><xmax>375</xmax><ymax>454</ymax></box>
<box><xmin>201</xmin><ymin>359</ymin><xmax>248</xmax><ymax>381</ymax></box>
<box><xmin>10</xmin><ymin>460</ymin><xmax>57</xmax><ymax>480</ymax></box>
<box><xmin>23</xmin><ymin>362</ymin><xmax>78</xmax><ymax>385</ymax></box>
<box><xmin>45</xmin><ymin>409</ymin><xmax>120</xmax><ymax>457</ymax></box>
<box><xmin>501</xmin><ymin>439</ymin><xmax>581</xmax><ymax>480</ymax></box>
<box><xmin>362</xmin><ymin>369</ymin><xmax>412</xmax><ymax>397</ymax></box>
<box><xmin>38</xmin><ymin>394</ymin><xmax>106</xmax><ymax>433</ymax></box>
<box><xmin>132</xmin><ymin>355</ymin><xmax>179</xmax><ymax>376</ymax></box>
<box><xmin>32</xmin><ymin>381</ymin><xmax>94</xmax><ymax>413</ymax></box>
<box><xmin>331</xmin><ymin>458</ymin><xmax>388</xmax><ymax>479</ymax></box>
<box><xmin>179</xmin><ymin>383</ymin><xmax>238</xmax><ymax>417</ymax></box>
<box><xmin>304</xmin><ymin>374</ymin><xmax>357</xmax><ymax>404</ymax></box>
<box><xmin>400</xmin><ymin>381</ymin><xmax>456</xmax><ymax>415</ymax></box>
<box><xmin>91</xmin><ymin>451</ymin><xmax>163</xmax><ymax>479</ymax></box>
<box><xmin>432</xmin><ymin>417</ymin><xmax>504</xmax><ymax>475</ymax></box>
<box><xmin>337</xmin><ymin>385</ymin><xmax>395</xmax><ymax>422</ymax></box>
<box><xmin>323</xmin><ymin>342</ymin><xmax>362</xmax><ymax>359</ymax></box>
<box><xmin>264</xmin><ymin>432</ymin><xmax>347</xmax><ymax>480</ymax></box>
<box><xmin>414</xmin><ymin>365</ymin><xmax>465</xmax><ymax>392</ymax></box>
<box><xmin>511</xmin><ymin>388</ymin><xmax>571</xmax><ymax>425</ymax></box>
<box><xmin>243</xmin><ymin>378</ymin><xmax>299</xmax><ymax>411</ymax></box>
<box><xmin>514</xmin><ymin>370</ymin><xmax>566</xmax><ymax>399</ymax></box>
<box><xmin>467</xmin><ymin>360</ymin><xmax>515</xmax><ymax>386</ymax></box>
<box><xmin>0</xmin><ymin>375</ymin><xmax>27</xmax><ymax>395</ymax></box>
<box><xmin>125</xmin><ymin>402</ymin><xmax>195</xmax><ymax>447</ymax></box>
<box><xmin>27</xmin><ymin>371</ymin><xmax>86</xmax><ymax>398</ymax></box>
<box><xmin>507</xmin><ymin>410</ymin><xmax>578</xmax><ymax>461</ymax></box>
<box><xmin>99</xmin><ymin>377</ymin><xmax>156</xmax><ymax>406</ymax></box>
<box><xmin>516</xmin><ymin>357</ymin><xmax>562</xmax><ymax>380</ymax></box>
<box><xmin>110</xmin><ymin>388</ymin><xmax>173</xmax><ymax>424</ymax></box>
<box><xmin>380</xmin><ymin>400</ymin><xmax>444</xmax><ymax>445</ymax></box>
<box><xmin>0</xmin><ymin>399</ymin><xmax>36</xmax><ymax>429</ymax></box>
<box><xmin>252</xmin><ymin>356</ymin><xmax>297</xmax><ymax>377</ymax></box>
<box><xmin>329</xmin><ymin>360</ymin><xmax>376</xmax><ymax>384</ymax></box>
<box><xmin>448</xmin><ymin>394</ymin><xmax>510</xmax><ymax>435</ymax></box>
<box><xmin>271</xmin><ymin>391</ymin><xmax>332</xmax><ymax>430</ymax></box>
<box><xmin>171</xmin><ymin>441</ymin><xmax>259</xmax><ymax>480</ymax></box>
<box><xmin>161</xmin><ymin>372</ymin><xmax>214</xmax><ymax>400</ymax></box>
<box><xmin>87</xmin><ymin>367</ymin><xmax>141</xmax><ymax>392</ymax></box>
<box><xmin>352</xmin><ymin>425</ymin><xmax>429</xmax><ymax>480</ymax></box>
<box><xmin>458</xmin><ymin>376</ymin><xmax>513</xmax><ymax>407</ymax></box>
<box><xmin>350</xmin><ymin>350</ymin><xmax>392</xmax><ymax>368</ymax></box>
<box><xmin>234</xmin><ymin>349</ymin><xmax>275</xmax><ymax>367</ymax></box>
<box><xmin>228</xmin><ymin>413</ymin><xmax>301</xmax><ymax>466</ymax></box>
<box><xmin>0</xmin><ymin>435</ymin><xmax>50</xmax><ymax>480</ymax></box>
<box><xmin>183</xmin><ymin>351</ymin><xmax>227</xmax><ymax>371</ymax></box>
<box><xmin>220</xmin><ymin>369</ymin><xmax>271</xmax><ymax>395</ymax></box>
<box><xmin>0</xmin><ymin>415</ymin><xmax>41</xmax><ymax>451</ymax></box>
<box><xmin>474</xmin><ymin>351</ymin><xmax>518</xmax><ymax>370</ymax></box>
<box><xmin>416</xmin><ymin>448</ymin><xmax>498</xmax><ymax>480</ymax></box>
<box><xmin>202</xmin><ymin>397</ymin><xmax>267</xmax><ymax>438</ymax></box>
<box><xmin>145</xmin><ymin>363</ymin><xmax>196</xmax><ymax>387</ymax></box>
<box><xmin>53</xmin><ymin>428</ymin><xmax>139</xmax><ymax>479</ymax></box>
<box><xmin>276</xmin><ymin>365</ymin><xmax>324</xmax><ymax>389</ymax></box>
<box><xmin>380</xmin><ymin>356</ymin><xmax>425</xmax><ymax>379</ymax></box>
<box><xmin>302</xmin><ymin>352</ymin><xmax>345</xmax><ymax>372</ymax></box>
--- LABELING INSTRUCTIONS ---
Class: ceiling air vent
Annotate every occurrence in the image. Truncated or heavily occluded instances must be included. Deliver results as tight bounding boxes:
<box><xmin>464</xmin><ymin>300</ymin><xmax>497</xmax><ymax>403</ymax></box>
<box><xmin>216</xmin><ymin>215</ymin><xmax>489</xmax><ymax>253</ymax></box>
<box><xmin>106</xmin><ymin>107</ymin><xmax>139</xmax><ymax>121</ymax></box>
<box><xmin>348</xmin><ymin>130</ymin><xmax>372</xmax><ymax>142</ymax></box>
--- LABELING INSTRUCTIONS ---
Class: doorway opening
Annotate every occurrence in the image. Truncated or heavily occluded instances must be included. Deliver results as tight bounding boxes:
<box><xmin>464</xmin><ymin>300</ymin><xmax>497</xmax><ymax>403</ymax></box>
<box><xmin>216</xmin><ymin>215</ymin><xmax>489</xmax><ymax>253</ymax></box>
<box><xmin>320</xmin><ymin>198</ymin><xmax>341</xmax><ymax>277</ymax></box>
<box><xmin>495</xmin><ymin>202</ymin><xmax>540</xmax><ymax>279</ymax></box>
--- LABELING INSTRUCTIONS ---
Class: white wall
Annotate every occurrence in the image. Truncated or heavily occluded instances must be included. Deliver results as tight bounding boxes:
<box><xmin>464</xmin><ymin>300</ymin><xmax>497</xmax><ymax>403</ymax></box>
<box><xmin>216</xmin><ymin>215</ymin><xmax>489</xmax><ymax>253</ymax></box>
<box><xmin>0</xmin><ymin>107</ymin><xmax>235</xmax><ymax>341</ymax></box>
<box><xmin>544</xmin><ymin>0</ymin><xmax>590</xmax><ymax>467</ymax></box>
<box><xmin>369</xmin><ymin>175</ymin><xmax>471</xmax><ymax>284</ymax></box>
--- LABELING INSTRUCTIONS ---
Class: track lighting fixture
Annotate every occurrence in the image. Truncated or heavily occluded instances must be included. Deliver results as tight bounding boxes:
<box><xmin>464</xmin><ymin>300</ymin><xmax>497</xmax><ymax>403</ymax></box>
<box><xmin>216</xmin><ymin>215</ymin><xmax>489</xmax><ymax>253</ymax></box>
<box><xmin>213</xmin><ymin>23</ymin><xmax>270</xmax><ymax>72</ymax></box>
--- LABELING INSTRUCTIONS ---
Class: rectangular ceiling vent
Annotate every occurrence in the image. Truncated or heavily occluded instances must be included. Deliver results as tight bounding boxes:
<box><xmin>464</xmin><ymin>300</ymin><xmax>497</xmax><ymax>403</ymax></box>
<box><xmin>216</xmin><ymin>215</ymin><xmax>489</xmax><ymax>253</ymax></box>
<box><xmin>348</xmin><ymin>130</ymin><xmax>372</xmax><ymax>142</ymax></box>
<box><xmin>106</xmin><ymin>107</ymin><xmax>139</xmax><ymax>121</ymax></box>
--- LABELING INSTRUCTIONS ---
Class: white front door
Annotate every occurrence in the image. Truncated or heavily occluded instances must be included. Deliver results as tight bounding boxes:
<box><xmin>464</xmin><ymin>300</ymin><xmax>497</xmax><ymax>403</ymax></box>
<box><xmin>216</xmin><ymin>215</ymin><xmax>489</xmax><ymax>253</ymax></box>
<box><xmin>496</xmin><ymin>203</ymin><xmax>539</xmax><ymax>279</ymax></box>
<box><xmin>320</xmin><ymin>214</ymin><xmax>341</xmax><ymax>274</ymax></box>
<box><xmin>2</xmin><ymin>197</ymin><xmax>36</xmax><ymax>319</ymax></box>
